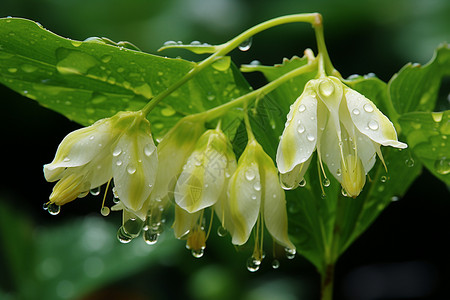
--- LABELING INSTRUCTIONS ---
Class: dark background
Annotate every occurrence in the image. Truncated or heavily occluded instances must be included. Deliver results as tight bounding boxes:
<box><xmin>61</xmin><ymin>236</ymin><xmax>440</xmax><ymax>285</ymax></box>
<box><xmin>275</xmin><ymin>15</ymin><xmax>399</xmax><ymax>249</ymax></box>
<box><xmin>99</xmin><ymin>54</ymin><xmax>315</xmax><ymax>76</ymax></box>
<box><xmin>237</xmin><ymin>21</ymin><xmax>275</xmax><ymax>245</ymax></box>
<box><xmin>1</xmin><ymin>0</ymin><xmax>449</xmax><ymax>299</ymax></box>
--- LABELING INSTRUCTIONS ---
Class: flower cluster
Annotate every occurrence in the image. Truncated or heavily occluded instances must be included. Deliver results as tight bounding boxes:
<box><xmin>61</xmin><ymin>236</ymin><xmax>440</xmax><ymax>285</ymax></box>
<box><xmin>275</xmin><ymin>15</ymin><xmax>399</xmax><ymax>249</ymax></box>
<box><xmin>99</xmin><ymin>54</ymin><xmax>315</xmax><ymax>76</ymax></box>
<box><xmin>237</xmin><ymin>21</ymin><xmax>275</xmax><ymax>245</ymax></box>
<box><xmin>43</xmin><ymin>75</ymin><xmax>406</xmax><ymax>270</ymax></box>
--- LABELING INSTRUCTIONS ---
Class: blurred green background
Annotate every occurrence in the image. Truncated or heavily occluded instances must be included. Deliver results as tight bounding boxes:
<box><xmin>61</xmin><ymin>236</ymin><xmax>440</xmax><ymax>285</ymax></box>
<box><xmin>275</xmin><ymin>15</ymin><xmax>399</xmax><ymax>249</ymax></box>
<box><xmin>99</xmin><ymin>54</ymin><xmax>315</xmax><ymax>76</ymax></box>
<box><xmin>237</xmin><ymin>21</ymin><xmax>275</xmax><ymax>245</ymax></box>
<box><xmin>1</xmin><ymin>0</ymin><xmax>449</xmax><ymax>299</ymax></box>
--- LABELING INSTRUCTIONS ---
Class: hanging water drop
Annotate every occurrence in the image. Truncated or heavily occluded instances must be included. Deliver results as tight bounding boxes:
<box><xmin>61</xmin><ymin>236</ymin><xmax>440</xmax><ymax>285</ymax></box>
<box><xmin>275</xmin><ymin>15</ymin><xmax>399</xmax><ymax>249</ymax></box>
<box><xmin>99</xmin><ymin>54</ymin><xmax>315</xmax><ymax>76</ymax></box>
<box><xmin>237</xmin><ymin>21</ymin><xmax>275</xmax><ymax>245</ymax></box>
<box><xmin>217</xmin><ymin>226</ymin><xmax>227</xmax><ymax>237</ymax></box>
<box><xmin>298</xmin><ymin>178</ymin><xmax>306</xmax><ymax>187</ymax></box>
<box><xmin>191</xmin><ymin>248</ymin><xmax>204</xmax><ymax>258</ymax></box>
<box><xmin>90</xmin><ymin>186</ymin><xmax>101</xmax><ymax>196</ymax></box>
<box><xmin>246</xmin><ymin>256</ymin><xmax>261</xmax><ymax>272</ymax></box>
<box><xmin>44</xmin><ymin>202</ymin><xmax>61</xmax><ymax>215</ymax></box>
<box><xmin>117</xmin><ymin>226</ymin><xmax>132</xmax><ymax>243</ymax></box>
<box><xmin>272</xmin><ymin>259</ymin><xmax>280</xmax><ymax>269</ymax></box>
<box><xmin>100</xmin><ymin>206</ymin><xmax>110</xmax><ymax>216</ymax></box>
<box><xmin>434</xmin><ymin>157</ymin><xmax>450</xmax><ymax>175</ymax></box>
<box><xmin>323</xmin><ymin>178</ymin><xmax>331</xmax><ymax>187</ymax></box>
<box><xmin>341</xmin><ymin>188</ymin><xmax>348</xmax><ymax>197</ymax></box>
<box><xmin>405</xmin><ymin>158</ymin><xmax>415</xmax><ymax>167</ymax></box>
<box><xmin>380</xmin><ymin>175</ymin><xmax>387</xmax><ymax>183</ymax></box>
<box><xmin>238</xmin><ymin>37</ymin><xmax>252</xmax><ymax>51</ymax></box>
<box><xmin>285</xmin><ymin>248</ymin><xmax>296</xmax><ymax>260</ymax></box>
<box><xmin>143</xmin><ymin>230</ymin><xmax>159</xmax><ymax>245</ymax></box>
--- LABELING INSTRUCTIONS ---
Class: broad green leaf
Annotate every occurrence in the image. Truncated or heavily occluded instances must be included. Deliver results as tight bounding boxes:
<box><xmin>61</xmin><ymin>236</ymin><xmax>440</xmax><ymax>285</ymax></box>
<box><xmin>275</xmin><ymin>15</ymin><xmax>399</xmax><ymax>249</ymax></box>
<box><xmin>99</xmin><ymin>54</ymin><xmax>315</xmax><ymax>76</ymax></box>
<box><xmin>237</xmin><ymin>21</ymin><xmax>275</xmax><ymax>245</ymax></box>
<box><xmin>388</xmin><ymin>43</ymin><xmax>450</xmax><ymax>115</ymax></box>
<box><xmin>0</xmin><ymin>18</ymin><xmax>250</xmax><ymax>139</ymax></box>
<box><xmin>399</xmin><ymin>111</ymin><xmax>450</xmax><ymax>185</ymax></box>
<box><xmin>245</xmin><ymin>57</ymin><xmax>421</xmax><ymax>274</ymax></box>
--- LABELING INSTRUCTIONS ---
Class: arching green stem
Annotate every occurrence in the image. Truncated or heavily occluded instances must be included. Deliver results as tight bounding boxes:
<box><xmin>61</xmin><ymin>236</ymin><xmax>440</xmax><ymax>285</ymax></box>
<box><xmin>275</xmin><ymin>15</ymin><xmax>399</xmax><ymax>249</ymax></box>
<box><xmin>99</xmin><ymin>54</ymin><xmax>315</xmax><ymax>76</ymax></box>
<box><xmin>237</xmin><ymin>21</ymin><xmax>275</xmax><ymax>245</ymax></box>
<box><xmin>140</xmin><ymin>13</ymin><xmax>323</xmax><ymax>116</ymax></box>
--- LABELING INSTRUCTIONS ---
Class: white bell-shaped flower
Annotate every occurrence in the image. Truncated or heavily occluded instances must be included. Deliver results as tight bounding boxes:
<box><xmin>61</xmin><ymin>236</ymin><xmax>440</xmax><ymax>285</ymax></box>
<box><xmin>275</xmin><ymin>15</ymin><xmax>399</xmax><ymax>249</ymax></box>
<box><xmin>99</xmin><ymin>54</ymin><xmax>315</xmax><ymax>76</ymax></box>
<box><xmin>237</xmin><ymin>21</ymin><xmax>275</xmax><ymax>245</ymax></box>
<box><xmin>276</xmin><ymin>76</ymin><xmax>407</xmax><ymax>197</ymax></box>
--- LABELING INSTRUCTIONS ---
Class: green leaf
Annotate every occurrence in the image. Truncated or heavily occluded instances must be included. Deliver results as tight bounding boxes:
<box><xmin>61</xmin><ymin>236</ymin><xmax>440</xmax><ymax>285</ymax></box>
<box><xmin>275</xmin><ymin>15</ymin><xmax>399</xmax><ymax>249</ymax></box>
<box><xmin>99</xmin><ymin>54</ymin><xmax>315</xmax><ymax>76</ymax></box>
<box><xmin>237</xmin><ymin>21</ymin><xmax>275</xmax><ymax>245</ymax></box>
<box><xmin>388</xmin><ymin>43</ymin><xmax>450</xmax><ymax>115</ymax></box>
<box><xmin>399</xmin><ymin>110</ymin><xmax>450</xmax><ymax>185</ymax></box>
<box><xmin>0</xmin><ymin>18</ymin><xmax>250</xmax><ymax>139</ymax></box>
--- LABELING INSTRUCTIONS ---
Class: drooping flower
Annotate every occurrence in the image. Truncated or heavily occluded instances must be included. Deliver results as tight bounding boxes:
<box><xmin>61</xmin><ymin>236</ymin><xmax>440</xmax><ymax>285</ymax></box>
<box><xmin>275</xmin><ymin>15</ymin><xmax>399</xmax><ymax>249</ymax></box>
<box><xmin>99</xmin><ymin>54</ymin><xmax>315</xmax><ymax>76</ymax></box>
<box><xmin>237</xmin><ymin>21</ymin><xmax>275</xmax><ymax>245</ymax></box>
<box><xmin>216</xmin><ymin>137</ymin><xmax>295</xmax><ymax>268</ymax></box>
<box><xmin>172</xmin><ymin>127</ymin><xmax>237</xmax><ymax>256</ymax></box>
<box><xmin>44</xmin><ymin>111</ymin><xmax>158</xmax><ymax>213</ymax></box>
<box><xmin>276</xmin><ymin>76</ymin><xmax>407</xmax><ymax>197</ymax></box>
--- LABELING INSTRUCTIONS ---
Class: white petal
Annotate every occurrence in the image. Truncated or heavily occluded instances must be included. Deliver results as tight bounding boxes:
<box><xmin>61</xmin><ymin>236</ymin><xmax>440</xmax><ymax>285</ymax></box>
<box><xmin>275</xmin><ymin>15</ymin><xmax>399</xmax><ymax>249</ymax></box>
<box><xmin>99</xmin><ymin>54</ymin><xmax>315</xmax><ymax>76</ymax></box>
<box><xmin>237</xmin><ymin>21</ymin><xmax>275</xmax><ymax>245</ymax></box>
<box><xmin>175</xmin><ymin>131</ymin><xmax>228</xmax><ymax>213</ymax></box>
<box><xmin>277</xmin><ymin>91</ymin><xmax>318</xmax><ymax>173</ymax></box>
<box><xmin>173</xmin><ymin>205</ymin><xmax>201</xmax><ymax>239</ymax></box>
<box><xmin>319</xmin><ymin>118</ymin><xmax>342</xmax><ymax>181</ymax></box>
<box><xmin>44</xmin><ymin>118</ymin><xmax>114</xmax><ymax>182</ymax></box>
<box><xmin>344</xmin><ymin>88</ymin><xmax>407</xmax><ymax>148</ymax></box>
<box><xmin>149</xmin><ymin>117</ymin><xmax>205</xmax><ymax>202</ymax></box>
<box><xmin>279</xmin><ymin>157</ymin><xmax>312</xmax><ymax>190</ymax></box>
<box><xmin>112</xmin><ymin>125</ymin><xmax>158</xmax><ymax>212</ymax></box>
<box><xmin>227</xmin><ymin>142</ymin><xmax>261</xmax><ymax>245</ymax></box>
<box><xmin>317</xmin><ymin>77</ymin><xmax>344</xmax><ymax>139</ymax></box>
<box><xmin>260</xmin><ymin>151</ymin><xmax>295</xmax><ymax>250</ymax></box>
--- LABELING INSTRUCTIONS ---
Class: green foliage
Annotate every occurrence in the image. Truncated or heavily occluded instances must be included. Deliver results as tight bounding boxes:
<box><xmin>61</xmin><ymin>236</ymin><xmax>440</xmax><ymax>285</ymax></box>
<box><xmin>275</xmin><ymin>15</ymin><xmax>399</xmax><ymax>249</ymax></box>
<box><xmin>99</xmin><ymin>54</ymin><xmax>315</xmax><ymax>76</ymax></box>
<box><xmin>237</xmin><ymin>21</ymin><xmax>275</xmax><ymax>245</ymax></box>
<box><xmin>0</xmin><ymin>18</ymin><xmax>250</xmax><ymax>140</ymax></box>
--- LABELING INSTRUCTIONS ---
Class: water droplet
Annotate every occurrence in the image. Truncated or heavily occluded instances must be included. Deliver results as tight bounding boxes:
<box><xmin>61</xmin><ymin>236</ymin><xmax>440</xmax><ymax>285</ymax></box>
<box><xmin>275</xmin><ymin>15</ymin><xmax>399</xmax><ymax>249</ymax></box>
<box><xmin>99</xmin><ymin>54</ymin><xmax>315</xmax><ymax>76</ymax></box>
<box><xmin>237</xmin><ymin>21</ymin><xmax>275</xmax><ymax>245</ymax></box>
<box><xmin>21</xmin><ymin>64</ymin><xmax>38</xmax><ymax>73</ymax></box>
<box><xmin>78</xmin><ymin>191</ymin><xmax>89</xmax><ymax>198</ymax></box>
<box><xmin>144</xmin><ymin>143</ymin><xmax>155</xmax><ymax>157</ymax></box>
<box><xmin>380</xmin><ymin>175</ymin><xmax>387</xmax><ymax>183</ymax></box>
<box><xmin>7</xmin><ymin>67</ymin><xmax>18</xmax><ymax>73</ymax></box>
<box><xmin>368</xmin><ymin>120</ymin><xmax>379</xmax><ymax>130</ymax></box>
<box><xmin>123</xmin><ymin>218</ymin><xmax>143</xmax><ymax>237</ymax></box>
<box><xmin>161</xmin><ymin>106</ymin><xmax>176</xmax><ymax>117</ymax></box>
<box><xmin>192</xmin><ymin>248</ymin><xmax>204</xmax><ymax>258</ymax></box>
<box><xmin>117</xmin><ymin>226</ymin><xmax>132</xmax><ymax>243</ymax></box>
<box><xmin>238</xmin><ymin>37</ymin><xmax>252</xmax><ymax>51</ymax></box>
<box><xmin>225</xmin><ymin>171</ymin><xmax>231</xmax><ymax>178</ymax></box>
<box><xmin>341</xmin><ymin>187</ymin><xmax>348</xmax><ymax>197</ymax></box>
<box><xmin>251</xmin><ymin>194</ymin><xmax>257</xmax><ymax>200</ymax></box>
<box><xmin>299</xmin><ymin>179</ymin><xmax>306</xmax><ymax>187</ymax></box>
<box><xmin>352</xmin><ymin>108</ymin><xmax>360</xmax><ymax>115</ymax></box>
<box><xmin>285</xmin><ymin>248</ymin><xmax>296</xmax><ymax>259</ymax></box>
<box><xmin>217</xmin><ymin>226</ymin><xmax>227</xmax><ymax>237</ymax></box>
<box><xmin>323</xmin><ymin>178</ymin><xmax>330</xmax><ymax>187</ymax></box>
<box><xmin>319</xmin><ymin>79</ymin><xmax>334</xmax><ymax>97</ymax></box>
<box><xmin>113</xmin><ymin>147</ymin><xmax>122</xmax><ymax>157</ymax></box>
<box><xmin>432</xmin><ymin>112</ymin><xmax>443</xmax><ymax>123</ymax></box>
<box><xmin>127</xmin><ymin>164</ymin><xmax>136</xmax><ymax>174</ymax></box>
<box><xmin>253</xmin><ymin>181</ymin><xmax>261</xmax><ymax>191</ymax></box>
<box><xmin>306</xmin><ymin>133</ymin><xmax>316</xmax><ymax>142</ymax></box>
<box><xmin>90</xmin><ymin>186</ymin><xmax>101</xmax><ymax>196</ymax></box>
<box><xmin>55</xmin><ymin>48</ymin><xmax>98</xmax><ymax>75</ymax></box>
<box><xmin>163</xmin><ymin>40</ymin><xmax>177</xmax><ymax>46</ymax></box>
<box><xmin>246</xmin><ymin>257</ymin><xmax>261</xmax><ymax>272</ymax></box>
<box><xmin>272</xmin><ymin>259</ymin><xmax>280</xmax><ymax>269</ymax></box>
<box><xmin>245</xmin><ymin>169</ymin><xmax>256</xmax><ymax>181</ymax></box>
<box><xmin>143</xmin><ymin>230</ymin><xmax>159</xmax><ymax>245</ymax></box>
<box><xmin>101</xmin><ymin>55</ymin><xmax>112</xmax><ymax>63</ymax></box>
<box><xmin>298</xmin><ymin>104</ymin><xmax>306</xmax><ymax>112</ymax></box>
<box><xmin>405</xmin><ymin>158</ymin><xmax>415</xmax><ymax>167</ymax></box>
<box><xmin>212</xmin><ymin>56</ymin><xmax>231</xmax><ymax>71</ymax></box>
<box><xmin>363</xmin><ymin>103</ymin><xmax>374</xmax><ymax>113</ymax></box>
<box><xmin>100</xmin><ymin>206</ymin><xmax>110</xmax><ymax>216</ymax></box>
<box><xmin>43</xmin><ymin>202</ymin><xmax>61</xmax><ymax>215</ymax></box>
<box><xmin>207</xmin><ymin>94</ymin><xmax>215</xmax><ymax>101</ymax></box>
<box><xmin>434</xmin><ymin>157</ymin><xmax>450</xmax><ymax>175</ymax></box>
<box><xmin>297</xmin><ymin>124</ymin><xmax>305</xmax><ymax>134</ymax></box>
<box><xmin>391</xmin><ymin>196</ymin><xmax>400</xmax><ymax>202</ymax></box>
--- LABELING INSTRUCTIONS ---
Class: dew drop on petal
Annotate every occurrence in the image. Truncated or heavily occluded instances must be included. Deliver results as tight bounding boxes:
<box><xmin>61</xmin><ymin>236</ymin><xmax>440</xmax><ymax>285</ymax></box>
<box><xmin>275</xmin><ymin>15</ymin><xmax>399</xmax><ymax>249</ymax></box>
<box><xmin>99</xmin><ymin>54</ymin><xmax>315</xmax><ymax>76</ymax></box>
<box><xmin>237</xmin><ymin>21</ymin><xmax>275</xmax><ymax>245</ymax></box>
<box><xmin>297</xmin><ymin>124</ymin><xmax>305</xmax><ymax>134</ymax></box>
<box><xmin>341</xmin><ymin>187</ymin><xmax>348</xmax><ymax>197</ymax></box>
<box><xmin>405</xmin><ymin>158</ymin><xmax>415</xmax><ymax>167</ymax></box>
<box><xmin>298</xmin><ymin>104</ymin><xmax>306</xmax><ymax>112</ymax></box>
<box><xmin>380</xmin><ymin>175</ymin><xmax>387</xmax><ymax>183</ymax></box>
<box><xmin>127</xmin><ymin>164</ymin><xmax>136</xmax><ymax>175</ymax></box>
<box><xmin>306</xmin><ymin>133</ymin><xmax>315</xmax><ymax>142</ymax></box>
<box><xmin>116</xmin><ymin>160</ymin><xmax>123</xmax><ymax>166</ymax></box>
<box><xmin>245</xmin><ymin>169</ymin><xmax>256</xmax><ymax>181</ymax></box>
<box><xmin>368</xmin><ymin>120</ymin><xmax>379</xmax><ymax>130</ymax></box>
<box><xmin>44</xmin><ymin>202</ymin><xmax>61</xmax><ymax>215</ymax></box>
<box><xmin>363</xmin><ymin>103</ymin><xmax>374</xmax><ymax>113</ymax></box>
<box><xmin>391</xmin><ymin>196</ymin><xmax>400</xmax><ymax>202</ymax></box>
<box><xmin>299</xmin><ymin>179</ymin><xmax>306</xmax><ymax>187</ymax></box>
<box><xmin>253</xmin><ymin>181</ymin><xmax>261</xmax><ymax>191</ymax></box>
<box><xmin>323</xmin><ymin>178</ymin><xmax>330</xmax><ymax>187</ymax></box>
<box><xmin>113</xmin><ymin>148</ymin><xmax>122</xmax><ymax>157</ymax></box>
<box><xmin>352</xmin><ymin>108</ymin><xmax>360</xmax><ymax>115</ymax></box>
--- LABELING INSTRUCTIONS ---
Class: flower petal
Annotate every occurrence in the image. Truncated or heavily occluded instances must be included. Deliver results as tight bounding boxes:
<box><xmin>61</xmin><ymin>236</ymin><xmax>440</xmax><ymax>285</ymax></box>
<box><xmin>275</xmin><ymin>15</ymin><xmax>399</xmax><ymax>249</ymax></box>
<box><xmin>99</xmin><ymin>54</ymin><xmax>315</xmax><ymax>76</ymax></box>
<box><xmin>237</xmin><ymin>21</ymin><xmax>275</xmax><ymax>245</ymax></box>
<box><xmin>227</xmin><ymin>141</ymin><xmax>261</xmax><ymax>245</ymax></box>
<box><xmin>344</xmin><ymin>88</ymin><xmax>407</xmax><ymax>148</ymax></box>
<box><xmin>279</xmin><ymin>157</ymin><xmax>312</xmax><ymax>190</ymax></box>
<box><xmin>173</xmin><ymin>205</ymin><xmax>201</xmax><ymax>239</ymax></box>
<box><xmin>277</xmin><ymin>86</ymin><xmax>318</xmax><ymax>174</ymax></box>
<box><xmin>259</xmin><ymin>150</ymin><xmax>295</xmax><ymax>250</ymax></box>
<box><xmin>44</xmin><ymin>118</ymin><xmax>114</xmax><ymax>182</ymax></box>
<box><xmin>112</xmin><ymin>119</ymin><xmax>158</xmax><ymax>212</ymax></box>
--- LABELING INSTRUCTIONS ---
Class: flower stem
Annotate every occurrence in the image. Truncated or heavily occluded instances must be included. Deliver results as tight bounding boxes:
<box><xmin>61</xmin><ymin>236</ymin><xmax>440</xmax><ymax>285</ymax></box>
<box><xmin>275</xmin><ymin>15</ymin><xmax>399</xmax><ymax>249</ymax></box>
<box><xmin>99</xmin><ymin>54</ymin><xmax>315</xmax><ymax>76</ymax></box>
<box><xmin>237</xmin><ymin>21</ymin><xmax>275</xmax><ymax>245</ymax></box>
<box><xmin>140</xmin><ymin>13</ymin><xmax>323</xmax><ymax>116</ymax></box>
<box><xmin>202</xmin><ymin>60</ymin><xmax>318</xmax><ymax>121</ymax></box>
<box><xmin>321</xmin><ymin>263</ymin><xmax>335</xmax><ymax>300</ymax></box>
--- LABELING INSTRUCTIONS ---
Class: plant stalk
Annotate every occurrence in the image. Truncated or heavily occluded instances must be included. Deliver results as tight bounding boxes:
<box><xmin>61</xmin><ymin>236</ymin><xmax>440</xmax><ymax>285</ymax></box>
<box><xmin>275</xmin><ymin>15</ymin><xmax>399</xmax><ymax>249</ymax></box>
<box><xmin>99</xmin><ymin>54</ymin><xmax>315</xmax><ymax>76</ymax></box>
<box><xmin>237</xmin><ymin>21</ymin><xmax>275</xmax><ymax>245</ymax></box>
<box><xmin>321</xmin><ymin>263</ymin><xmax>335</xmax><ymax>300</ymax></box>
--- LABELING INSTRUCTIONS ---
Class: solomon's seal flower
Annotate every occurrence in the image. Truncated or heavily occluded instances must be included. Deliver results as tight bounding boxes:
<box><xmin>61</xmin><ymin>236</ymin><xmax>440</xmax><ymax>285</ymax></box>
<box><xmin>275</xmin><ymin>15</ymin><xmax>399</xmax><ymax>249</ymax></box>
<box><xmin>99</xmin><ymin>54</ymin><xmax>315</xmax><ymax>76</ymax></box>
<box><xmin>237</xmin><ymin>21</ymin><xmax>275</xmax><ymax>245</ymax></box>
<box><xmin>44</xmin><ymin>111</ymin><xmax>158</xmax><ymax>213</ymax></box>
<box><xmin>217</xmin><ymin>137</ymin><xmax>295</xmax><ymax>269</ymax></box>
<box><xmin>276</xmin><ymin>76</ymin><xmax>407</xmax><ymax>197</ymax></box>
